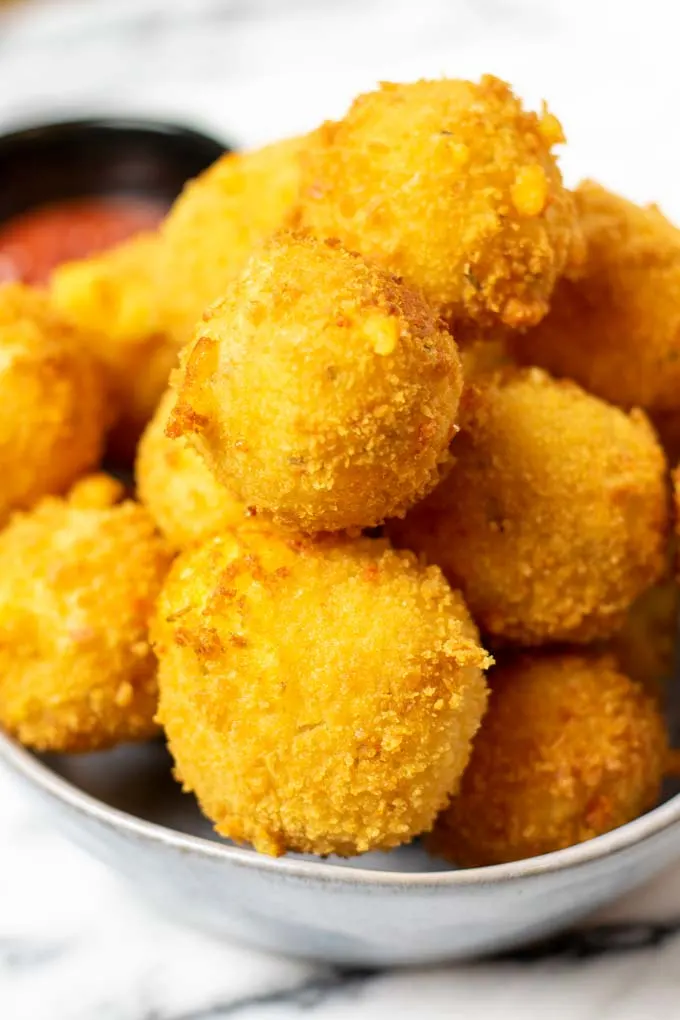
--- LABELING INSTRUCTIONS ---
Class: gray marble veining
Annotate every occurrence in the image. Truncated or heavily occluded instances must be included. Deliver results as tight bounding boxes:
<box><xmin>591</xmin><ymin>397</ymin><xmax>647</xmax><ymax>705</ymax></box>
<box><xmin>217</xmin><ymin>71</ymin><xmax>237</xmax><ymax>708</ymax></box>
<box><xmin>2</xmin><ymin>0</ymin><xmax>680</xmax><ymax>1015</ymax></box>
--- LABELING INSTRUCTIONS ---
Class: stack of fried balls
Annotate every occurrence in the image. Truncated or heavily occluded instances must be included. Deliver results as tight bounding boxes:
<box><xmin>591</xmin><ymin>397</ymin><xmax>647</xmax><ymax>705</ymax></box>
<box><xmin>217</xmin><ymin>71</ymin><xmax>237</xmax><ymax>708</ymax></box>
<box><xmin>1</xmin><ymin>74</ymin><xmax>679</xmax><ymax>867</ymax></box>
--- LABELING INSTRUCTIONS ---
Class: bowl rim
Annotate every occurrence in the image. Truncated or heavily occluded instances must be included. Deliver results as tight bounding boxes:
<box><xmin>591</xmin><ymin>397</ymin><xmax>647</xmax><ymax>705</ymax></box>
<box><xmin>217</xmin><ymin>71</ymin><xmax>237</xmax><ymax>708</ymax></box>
<box><xmin>2</xmin><ymin>729</ymin><xmax>679</xmax><ymax>888</ymax></box>
<box><xmin>0</xmin><ymin>115</ymin><xmax>229</xmax><ymax>151</ymax></box>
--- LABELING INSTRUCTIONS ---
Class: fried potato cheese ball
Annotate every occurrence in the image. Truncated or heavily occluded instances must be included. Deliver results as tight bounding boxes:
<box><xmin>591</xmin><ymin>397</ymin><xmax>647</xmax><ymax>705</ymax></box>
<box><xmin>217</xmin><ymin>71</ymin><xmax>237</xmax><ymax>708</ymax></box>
<box><xmin>0</xmin><ymin>283</ymin><xmax>108</xmax><ymax>525</ymax></box>
<box><xmin>298</xmin><ymin>76</ymin><xmax>581</xmax><ymax>331</ymax></box>
<box><xmin>158</xmin><ymin>134</ymin><xmax>309</xmax><ymax>345</ymax></box>
<box><xmin>389</xmin><ymin>368</ymin><xmax>668</xmax><ymax>645</ymax></box>
<box><xmin>0</xmin><ymin>475</ymin><xmax>174</xmax><ymax>752</ymax></box>
<box><xmin>429</xmin><ymin>653</ymin><xmax>667</xmax><ymax>866</ymax></box>
<box><xmin>136</xmin><ymin>388</ymin><xmax>246</xmax><ymax>550</ymax></box>
<box><xmin>153</xmin><ymin>524</ymin><xmax>490</xmax><ymax>857</ymax></box>
<box><xmin>511</xmin><ymin>181</ymin><xmax>680</xmax><ymax>416</ymax></box>
<box><xmin>169</xmin><ymin>234</ymin><xmax>462</xmax><ymax>532</ymax></box>
<box><xmin>51</xmin><ymin>137</ymin><xmax>308</xmax><ymax>458</ymax></box>
<box><xmin>606</xmin><ymin>578</ymin><xmax>679</xmax><ymax>697</ymax></box>
<box><xmin>51</xmin><ymin>233</ymin><xmax>174</xmax><ymax>461</ymax></box>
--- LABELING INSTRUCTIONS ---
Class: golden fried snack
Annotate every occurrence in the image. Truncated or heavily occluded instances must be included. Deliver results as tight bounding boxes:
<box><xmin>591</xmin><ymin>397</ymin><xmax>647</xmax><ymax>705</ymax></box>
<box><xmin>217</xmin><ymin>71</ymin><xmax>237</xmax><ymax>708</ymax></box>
<box><xmin>606</xmin><ymin>578</ymin><xmax>679</xmax><ymax>698</ymax></box>
<box><xmin>136</xmin><ymin>388</ymin><xmax>246</xmax><ymax>550</ymax></box>
<box><xmin>0</xmin><ymin>475</ymin><xmax>174</xmax><ymax>752</ymax></box>
<box><xmin>154</xmin><ymin>524</ymin><xmax>490</xmax><ymax>857</ymax></box>
<box><xmin>158</xmin><ymin>134</ymin><xmax>309</xmax><ymax>345</ymax></box>
<box><xmin>674</xmin><ymin>466</ymin><xmax>680</xmax><ymax>573</ymax></box>
<box><xmin>389</xmin><ymin>368</ymin><xmax>668</xmax><ymax>645</ymax></box>
<box><xmin>169</xmin><ymin>234</ymin><xmax>462</xmax><ymax>532</ymax></box>
<box><xmin>51</xmin><ymin>138</ymin><xmax>309</xmax><ymax>459</ymax></box>
<box><xmin>511</xmin><ymin>181</ymin><xmax>680</xmax><ymax>415</ymax></box>
<box><xmin>51</xmin><ymin>233</ymin><xmax>174</xmax><ymax>462</ymax></box>
<box><xmin>297</xmin><ymin>75</ymin><xmax>581</xmax><ymax>331</ymax></box>
<box><xmin>460</xmin><ymin>338</ymin><xmax>513</xmax><ymax>383</ymax></box>
<box><xmin>51</xmin><ymin>233</ymin><xmax>162</xmax><ymax>346</ymax></box>
<box><xmin>429</xmin><ymin>653</ymin><xmax>667</xmax><ymax>866</ymax></box>
<box><xmin>0</xmin><ymin>283</ymin><xmax>108</xmax><ymax>526</ymax></box>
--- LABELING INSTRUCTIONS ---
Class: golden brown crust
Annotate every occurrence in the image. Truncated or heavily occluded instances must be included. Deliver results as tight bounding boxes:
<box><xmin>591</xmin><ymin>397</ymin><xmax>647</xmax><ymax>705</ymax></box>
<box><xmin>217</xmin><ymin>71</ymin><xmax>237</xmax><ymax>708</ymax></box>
<box><xmin>429</xmin><ymin>652</ymin><xmax>667</xmax><ymax>866</ymax></box>
<box><xmin>0</xmin><ymin>476</ymin><xmax>174</xmax><ymax>752</ymax></box>
<box><xmin>50</xmin><ymin>233</ymin><xmax>173</xmax><ymax>461</ymax></box>
<box><xmin>158</xmin><ymin>134</ymin><xmax>310</xmax><ymax>344</ymax></box>
<box><xmin>169</xmin><ymin>233</ymin><xmax>463</xmax><ymax>532</ymax></box>
<box><xmin>0</xmin><ymin>283</ymin><xmax>108</xmax><ymax>524</ymax></box>
<box><xmin>604</xmin><ymin>577</ymin><xmax>679</xmax><ymax>698</ymax></box>
<box><xmin>154</xmin><ymin>523</ymin><xmax>490</xmax><ymax>857</ymax></box>
<box><xmin>511</xmin><ymin>180</ymin><xmax>680</xmax><ymax>414</ymax></box>
<box><xmin>389</xmin><ymin>367</ymin><xmax>669</xmax><ymax>644</ymax></box>
<box><xmin>297</xmin><ymin>76</ymin><xmax>582</xmax><ymax>330</ymax></box>
<box><xmin>50</xmin><ymin>137</ymin><xmax>309</xmax><ymax>461</ymax></box>
<box><xmin>136</xmin><ymin>389</ymin><xmax>247</xmax><ymax>550</ymax></box>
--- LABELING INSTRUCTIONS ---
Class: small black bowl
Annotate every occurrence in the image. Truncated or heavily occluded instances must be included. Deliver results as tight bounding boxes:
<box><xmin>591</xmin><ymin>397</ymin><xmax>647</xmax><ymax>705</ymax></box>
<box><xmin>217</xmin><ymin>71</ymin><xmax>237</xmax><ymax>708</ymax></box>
<box><xmin>0</xmin><ymin>117</ymin><xmax>230</xmax><ymax>222</ymax></box>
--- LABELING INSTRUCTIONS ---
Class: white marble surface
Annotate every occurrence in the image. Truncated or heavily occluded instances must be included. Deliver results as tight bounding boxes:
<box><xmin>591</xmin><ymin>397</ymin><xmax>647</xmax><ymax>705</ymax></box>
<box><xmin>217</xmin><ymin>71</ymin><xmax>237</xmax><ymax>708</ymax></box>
<box><xmin>3</xmin><ymin>0</ymin><xmax>680</xmax><ymax>1016</ymax></box>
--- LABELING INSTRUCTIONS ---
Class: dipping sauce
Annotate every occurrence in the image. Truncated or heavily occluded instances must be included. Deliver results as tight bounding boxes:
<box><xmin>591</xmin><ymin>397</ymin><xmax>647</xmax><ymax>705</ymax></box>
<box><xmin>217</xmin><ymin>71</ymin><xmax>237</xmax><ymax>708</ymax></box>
<box><xmin>0</xmin><ymin>196</ymin><xmax>167</xmax><ymax>285</ymax></box>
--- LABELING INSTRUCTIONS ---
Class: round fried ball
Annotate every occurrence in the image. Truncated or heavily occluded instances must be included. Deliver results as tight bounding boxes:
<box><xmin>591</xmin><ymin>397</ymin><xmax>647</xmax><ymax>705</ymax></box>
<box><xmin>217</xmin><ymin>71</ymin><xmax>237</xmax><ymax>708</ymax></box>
<box><xmin>389</xmin><ymin>367</ymin><xmax>668</xmax><ymax>645</ymax></box>
<box><xmin>51</xmin><ymin>137</ymin><xmax>308</xmax><ymax>460</ymax></box>
<box><xmin>168</xmin><ymin>233</ymin><xmax>462</xmax><ymax>532</ymax></box>
<box><xmin>511</xmin><ymin>181</ymin><xmax>680</xmax><ymax>415</ymax></box>
<box><xmin>158</xmin><ymin>134</ymin><xmax>309</xmax><ymax>346</ymax></box>
<box><xmin>136</xmin><ymin>388</ymin><xmax>246</xmax><ymax>550</ymax></box>
<box><xmin>50</xmin><ymin>233</ymin><xmax>176</xmax><ymax>462</ymax></box>
<box><xmin>0</xmin><ymin>283</ymin><xmax>108</xmax><ymax>525</ymax></box>
<box><xmin>153</xmin><ymin>523</ymin><xmax>490</xmax><ymax>857</ymax></box>
<box><xmin>673</xmin><ymin>465</ymin><xmax>680</xmax><ymax>576</ymax></box>
<box><xmin>429</xmin><ymin>652</ymin><xmax>667</xmax><ymax>866</ymax></box>
<box><xmin>0</xmin><ymin>475</ymin><xmax>174</xmax><ymax>752</ymax></box>
<box><xmin>606</xmin><ymin>577</ymin><xmax>679</xmax><ymax>699</ymax></box>
<box><xmin>297</xmin><ymin>75</ymin><xmax>581</xmax><ymax>331</ymax></box>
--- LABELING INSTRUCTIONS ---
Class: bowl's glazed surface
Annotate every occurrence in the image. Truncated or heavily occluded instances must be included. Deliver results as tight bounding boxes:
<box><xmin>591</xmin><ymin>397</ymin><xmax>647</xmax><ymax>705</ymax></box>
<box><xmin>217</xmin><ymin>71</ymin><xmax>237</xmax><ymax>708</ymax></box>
<box><xmin>1</xmin><ymin>733</ymin><xmax>680</xmax><ymax>966</ymax></box>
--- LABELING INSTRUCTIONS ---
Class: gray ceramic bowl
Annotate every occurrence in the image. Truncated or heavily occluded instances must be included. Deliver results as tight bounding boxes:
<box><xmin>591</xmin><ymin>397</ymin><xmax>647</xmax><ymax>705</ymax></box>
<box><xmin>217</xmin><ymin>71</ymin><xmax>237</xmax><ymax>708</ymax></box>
<box><xmin>1</xmin><ymin>732</ymin><xmax>680</xmax><ymax>966</ymax></box>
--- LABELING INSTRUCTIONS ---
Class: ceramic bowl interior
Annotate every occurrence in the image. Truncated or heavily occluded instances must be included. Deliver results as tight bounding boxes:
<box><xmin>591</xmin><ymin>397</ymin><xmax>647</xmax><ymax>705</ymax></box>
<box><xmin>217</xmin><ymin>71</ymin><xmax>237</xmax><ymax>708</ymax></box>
<box><xmin>17</xmin><ymin>667</ymin><xmax>680</xmax><ymax>880</ymax></box>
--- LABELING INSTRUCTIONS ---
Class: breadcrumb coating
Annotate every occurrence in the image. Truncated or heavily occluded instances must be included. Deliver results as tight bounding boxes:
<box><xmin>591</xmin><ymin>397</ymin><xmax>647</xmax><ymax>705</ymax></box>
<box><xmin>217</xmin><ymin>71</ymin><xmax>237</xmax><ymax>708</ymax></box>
<box><xmin>389</xmin><ymin>367</ymin><xmax>668</xmax><ymax>645</ymax></box>
<box><xmin>673</xmin><ymin>467</ymin><xmax>680</xmax><ymax>576</ymax></box>
<box><xmin>605</xmin><ymin>577</ymin><xmax>679</xmax><ymax>698</ymax></box>
<box><xmin>158</xmin><ymin>134</ymin><xmax>309</xmax><ymax>345</ymax></box>
<box><xmin>0</xmin><ymin>283</ymin><xmax>108</xmax><ymax>525</ymax></box>
<box><xmin>297</xmin><ymin>76</ymin><xmax>582</xmax><ymax>330</ymax></box>
<box><xmin>50</xmin><ymin>137</ymin><xmax>308</xmax><ymax>460</ymax></box>
<box><xmin>511</xmin><ymin>181</ymin><xmax>680</xmax><ymax>414</ymax></box>
<box><xmin>153</xmin><ymin>524</ymin><xmax>490</xmax><ymax>857</ymax></box>
<box><xmin>50</xmin><ymin>232</ymin><xmax>174</xmax><ymax>461</ymax></box>
<box><xmin>0</xmin><ymin>475</ymin><xmax>174</xmax><ymax>752</ymax></box>
<box><xmin>460</xmin><ymin>337</ymin><xmax>514</xmax><ymax>383</ymax></box>
<box><xmin>136</xmin><ymin>388</ymin><xmax>246</xmax><ymax>550</ymax></box>
<box><xmin>429</xmin><ymin>652</ymin><xmax>667</xmax><ymax>866</ymax></box>
<box><xmin>169</xmin><ymin>233</ymin><xmax>462</xmax><ymax>532</ymax></box>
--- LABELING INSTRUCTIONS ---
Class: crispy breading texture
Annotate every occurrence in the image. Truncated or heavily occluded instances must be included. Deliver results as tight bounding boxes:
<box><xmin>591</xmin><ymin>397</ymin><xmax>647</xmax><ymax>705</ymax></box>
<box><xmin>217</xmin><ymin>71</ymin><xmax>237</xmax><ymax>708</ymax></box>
<box><xmin>50</xmin><ymin>137</ymin><xmax>307</xmax><ymax>460</ymax></box>
<box><xmin>674</xmin><ymin>467</ymin><xmax>680</xmax><ymax>577</ymax></box>
<box><xmin>136</xmin><ymin>388</ymin><xmax>247</xmax><ymax>550</ymax></box>
<box><xmin>168</xmin><ymin>233</ymin><xmax>462</xmax><ymax>532</ymax></box>
<box><xmin>389</xmin><ymin>367</ymin><xmax>668</xmax><ymax>645</ymax></box>
<box><xmin>511</xmin><ymin>181</ymin><xmax>680</xmax><ymax>414</ymax></box>
<box><xmin>297</xmin><ymin>76</ymin><xmax>582</xmax><ymax>330</ymax></box>
<box><xmin>0</xmin><ymin>475</ymin><xmax>174</xmax><ymax>752</ymax></box>
<box><xmin>605</xmin><ymin>578</ymin><xmax>679</xmax><ymax>698</ymax></box>
<box><xmin>0</xmin><ymin>283</ymin><xmax>108</xmax><ymax>525</ymax></box>
<box><xmin>158</xmin><ymin>134</ymin><xmax>309</xmax><ymax>345</ymax></box>
<box><xmin>429</xmin><ymin>652</ymin><xmax>667</xmax><ymax>866</ymax></box>
<box><xmin>50</xmin><ymin>233</ymin><xmax>175</xmax><ymax>462</ymax></box>
<box><xmin>153</xmin><ymin>523</ymin><xmax>490</xmax><ymax>857</ymax></box>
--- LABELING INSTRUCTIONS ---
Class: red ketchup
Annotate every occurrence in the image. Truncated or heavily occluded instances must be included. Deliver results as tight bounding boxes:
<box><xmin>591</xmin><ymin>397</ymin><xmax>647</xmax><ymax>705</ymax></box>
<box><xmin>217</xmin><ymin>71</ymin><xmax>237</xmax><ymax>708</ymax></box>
<box><xmin>0</xmin><ymin>196</ymin><xmax>167</xmax><ymax>284</ymax></box>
